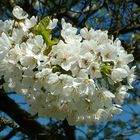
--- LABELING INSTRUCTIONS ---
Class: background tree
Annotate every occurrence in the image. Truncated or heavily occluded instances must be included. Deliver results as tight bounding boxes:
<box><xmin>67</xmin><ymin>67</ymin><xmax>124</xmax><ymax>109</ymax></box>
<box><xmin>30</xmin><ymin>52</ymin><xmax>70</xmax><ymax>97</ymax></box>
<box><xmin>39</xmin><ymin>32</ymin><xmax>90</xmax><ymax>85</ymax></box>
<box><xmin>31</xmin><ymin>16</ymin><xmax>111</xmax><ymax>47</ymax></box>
<box><xmin>0</xmin><ymin>0</ymin><xmax>140</xmax><ymax>139</ymax></box>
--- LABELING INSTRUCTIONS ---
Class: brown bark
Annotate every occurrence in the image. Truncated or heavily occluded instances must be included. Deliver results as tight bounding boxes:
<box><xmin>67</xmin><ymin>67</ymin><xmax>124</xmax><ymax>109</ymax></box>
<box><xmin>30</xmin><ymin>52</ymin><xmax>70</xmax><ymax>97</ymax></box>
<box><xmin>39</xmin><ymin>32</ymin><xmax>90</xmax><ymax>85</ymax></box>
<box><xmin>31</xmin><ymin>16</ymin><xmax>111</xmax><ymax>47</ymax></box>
<box><xmin>63</xmin><ymin>119</ymin><xmax>76</xmax><ymax>140</ymax></box>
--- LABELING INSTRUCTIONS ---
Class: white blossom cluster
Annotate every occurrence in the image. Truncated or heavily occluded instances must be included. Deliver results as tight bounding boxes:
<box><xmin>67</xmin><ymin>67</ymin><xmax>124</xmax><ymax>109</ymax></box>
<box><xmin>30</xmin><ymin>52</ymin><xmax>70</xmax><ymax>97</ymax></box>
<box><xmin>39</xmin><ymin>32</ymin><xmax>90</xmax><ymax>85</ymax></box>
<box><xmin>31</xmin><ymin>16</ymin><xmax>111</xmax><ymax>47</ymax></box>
<box><xmin>0</xmin><ymin>6</ymin><xmax>136</xmax><ymax>125</ymax></box>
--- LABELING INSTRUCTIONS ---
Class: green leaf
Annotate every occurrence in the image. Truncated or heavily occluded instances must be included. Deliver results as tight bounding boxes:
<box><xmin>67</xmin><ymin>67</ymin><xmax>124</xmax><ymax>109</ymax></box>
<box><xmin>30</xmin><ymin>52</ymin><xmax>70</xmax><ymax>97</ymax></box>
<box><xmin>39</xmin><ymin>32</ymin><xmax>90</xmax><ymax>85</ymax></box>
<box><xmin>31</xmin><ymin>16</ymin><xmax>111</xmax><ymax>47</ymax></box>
<box><xmin>33</xmin><ymin>17</ymin><xmax>58</xmax><ymax>55</ymax></box>
<box><xmin>52</xmin><ymin>65</ymin><xmax>72</xmax><ymax>75</ymax></box>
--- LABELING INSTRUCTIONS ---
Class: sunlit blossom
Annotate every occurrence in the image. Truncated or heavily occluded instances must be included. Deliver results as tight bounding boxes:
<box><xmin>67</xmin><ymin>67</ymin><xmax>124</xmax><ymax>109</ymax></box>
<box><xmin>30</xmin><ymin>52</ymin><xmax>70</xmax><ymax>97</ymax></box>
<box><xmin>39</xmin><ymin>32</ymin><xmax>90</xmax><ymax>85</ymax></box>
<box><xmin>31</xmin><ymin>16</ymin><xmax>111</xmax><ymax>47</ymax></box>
<box><xmin>0</xmin><ymin>6</ymin><xmax>136</xmax><ymax>125</ymax></box>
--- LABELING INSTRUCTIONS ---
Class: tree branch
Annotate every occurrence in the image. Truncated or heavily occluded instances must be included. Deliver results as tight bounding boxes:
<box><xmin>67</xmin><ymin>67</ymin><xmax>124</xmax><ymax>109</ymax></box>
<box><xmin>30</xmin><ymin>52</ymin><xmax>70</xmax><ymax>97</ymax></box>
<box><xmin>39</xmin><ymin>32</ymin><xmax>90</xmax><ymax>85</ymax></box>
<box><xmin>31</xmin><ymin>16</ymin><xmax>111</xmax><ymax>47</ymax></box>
<box><xmin>0</xmin><ymin>89</ymin><xmax>64</xmax><ymax>140</ymax></box>
<box><xmin>2</xmin><ymin>129</ymin><xmax>17</xmax><ymax>140</ymax></box>
<box><xmin>0</xmin><ymin>116</ymin><xmax>19</xmax><ymax>129</ymax></box>
<box><xmin>108</xmin><ymin>18</ymin><xmax>140</xmax><ymax>38</ymax></box>
<box><xmin>63</xmin><ymin>119</ymin><xmax>76</xmax><ymax>140</ymax></box>
<box><xmin>77</xmin><ymin>0</ymin><xmax>105</xmax><ymax>27</ymax></box>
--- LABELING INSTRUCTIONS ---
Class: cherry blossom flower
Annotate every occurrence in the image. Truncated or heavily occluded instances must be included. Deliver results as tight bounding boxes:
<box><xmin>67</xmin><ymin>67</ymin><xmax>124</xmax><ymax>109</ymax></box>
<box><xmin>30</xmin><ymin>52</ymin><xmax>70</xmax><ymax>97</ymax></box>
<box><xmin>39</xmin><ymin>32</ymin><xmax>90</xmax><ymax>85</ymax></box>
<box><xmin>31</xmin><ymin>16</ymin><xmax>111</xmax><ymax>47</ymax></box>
<box><xmin>0</xmin><ymin>6</ymin><xmax>136</xmax><ymax>125</ymax></box>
